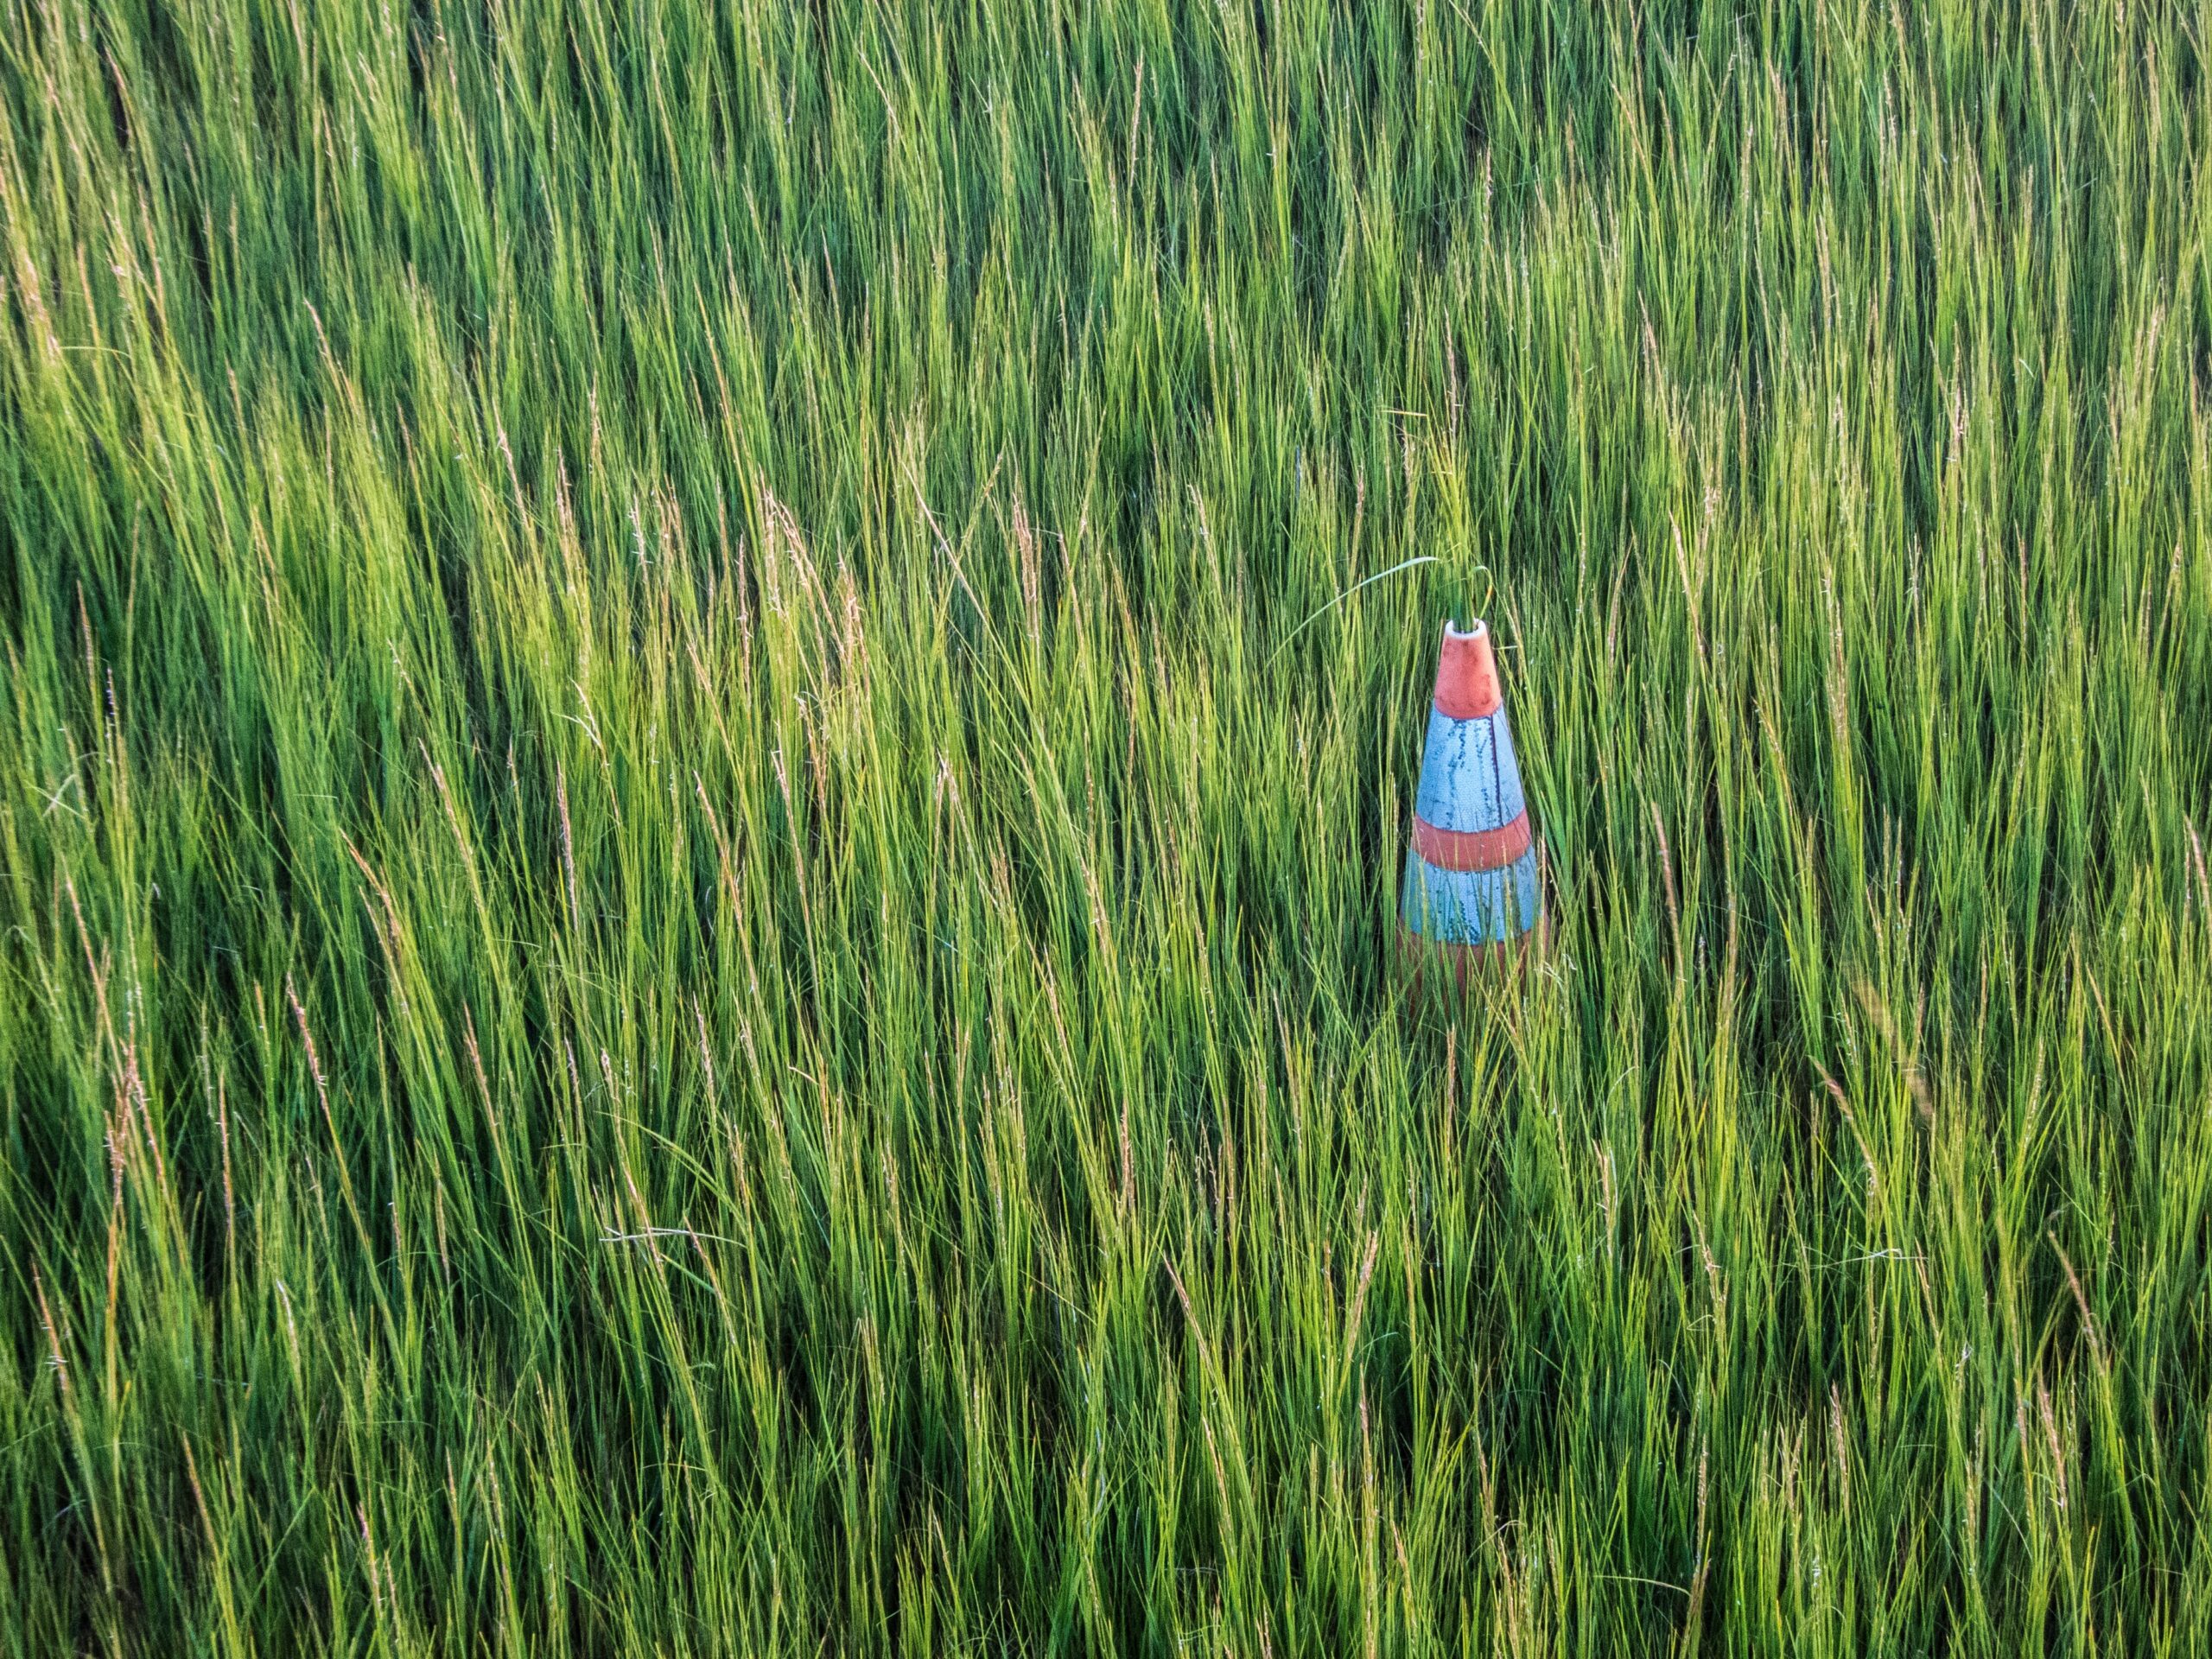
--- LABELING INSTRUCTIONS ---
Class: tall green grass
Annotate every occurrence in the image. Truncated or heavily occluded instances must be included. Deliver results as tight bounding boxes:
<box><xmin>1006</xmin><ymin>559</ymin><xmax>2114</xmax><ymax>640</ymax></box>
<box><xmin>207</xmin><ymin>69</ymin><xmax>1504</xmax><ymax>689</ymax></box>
<box><xmin>3</xmin><ymin>0</ymin><xmax>2210</xmax><ymax>1650</ymax></box>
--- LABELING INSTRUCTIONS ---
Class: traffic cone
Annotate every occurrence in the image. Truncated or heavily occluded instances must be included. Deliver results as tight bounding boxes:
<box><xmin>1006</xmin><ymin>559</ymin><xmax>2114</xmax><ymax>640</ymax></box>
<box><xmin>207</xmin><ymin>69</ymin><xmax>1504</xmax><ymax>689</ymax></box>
<box><xmin>1400</xmin><ymin>620</ymin><xmax>1544</xmax><ymax>989</ymax></box>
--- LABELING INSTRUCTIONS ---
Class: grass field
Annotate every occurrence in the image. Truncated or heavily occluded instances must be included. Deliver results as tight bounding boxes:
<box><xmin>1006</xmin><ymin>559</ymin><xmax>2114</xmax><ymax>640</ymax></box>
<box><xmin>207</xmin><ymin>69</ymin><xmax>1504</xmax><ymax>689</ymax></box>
<box><xmin>4</xmin><ymin>0</ymin><xmax>2211</xmax><ymax>1651</ymax></box>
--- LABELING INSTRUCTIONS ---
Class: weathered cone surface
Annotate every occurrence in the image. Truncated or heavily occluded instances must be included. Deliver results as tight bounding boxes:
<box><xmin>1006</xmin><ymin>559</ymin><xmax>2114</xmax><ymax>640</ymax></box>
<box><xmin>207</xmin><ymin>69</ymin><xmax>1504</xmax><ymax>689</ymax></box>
<box><xmin>1400</xmin><ymin>620</ymin><xmax>1543</xmax><ymax>984</ymax></box>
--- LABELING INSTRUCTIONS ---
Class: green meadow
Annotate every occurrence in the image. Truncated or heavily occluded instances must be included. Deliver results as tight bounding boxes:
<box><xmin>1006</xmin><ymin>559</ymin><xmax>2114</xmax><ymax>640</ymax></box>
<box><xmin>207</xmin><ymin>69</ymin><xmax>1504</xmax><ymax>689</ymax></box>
<box><xmin>4</xmin><ymin>0</ymin><xmax>2210</xmax><ymax>1650</ymax></box>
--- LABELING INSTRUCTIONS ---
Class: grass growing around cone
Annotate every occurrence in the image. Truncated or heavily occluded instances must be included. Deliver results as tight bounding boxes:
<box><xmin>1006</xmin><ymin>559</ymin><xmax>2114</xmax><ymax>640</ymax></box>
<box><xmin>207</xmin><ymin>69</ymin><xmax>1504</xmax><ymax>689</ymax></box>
<box><xmin>3</xmin><ymin>1</ymin><xmax>2211</xmax><ymax>1651</ymax></box>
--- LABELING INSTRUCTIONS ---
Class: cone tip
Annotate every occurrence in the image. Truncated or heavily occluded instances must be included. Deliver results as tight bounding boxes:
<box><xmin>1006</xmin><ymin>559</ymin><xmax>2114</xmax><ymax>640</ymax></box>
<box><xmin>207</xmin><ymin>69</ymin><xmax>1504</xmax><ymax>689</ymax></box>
<box><xmin>1434</xmin><ymin>619</ymin><xmax>1503</xmax><ymax>719</ymax></box>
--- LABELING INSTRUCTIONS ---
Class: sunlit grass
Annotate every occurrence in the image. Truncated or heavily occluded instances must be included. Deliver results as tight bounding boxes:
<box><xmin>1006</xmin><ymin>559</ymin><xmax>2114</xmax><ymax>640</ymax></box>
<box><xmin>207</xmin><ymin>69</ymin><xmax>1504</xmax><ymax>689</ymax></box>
<box><xmin>3</xmin><ymin>1</ymin><xmax>2210</xmax><ymax>1652</ymax></box>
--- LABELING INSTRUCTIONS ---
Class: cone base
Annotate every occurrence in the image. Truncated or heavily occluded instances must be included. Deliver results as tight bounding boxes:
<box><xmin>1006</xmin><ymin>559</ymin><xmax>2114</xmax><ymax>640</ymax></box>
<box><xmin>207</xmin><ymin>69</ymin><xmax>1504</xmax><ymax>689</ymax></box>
<box><xmin>1396</xmin><ymin>918</ymin><xmax>1549</xmax><ymax>1010</ymax></box>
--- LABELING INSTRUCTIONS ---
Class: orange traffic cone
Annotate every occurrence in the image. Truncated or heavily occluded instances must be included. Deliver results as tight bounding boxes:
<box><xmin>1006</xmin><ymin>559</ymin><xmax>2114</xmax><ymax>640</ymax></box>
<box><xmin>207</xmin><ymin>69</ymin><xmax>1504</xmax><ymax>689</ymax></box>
<box><xmin>1400</xmin><ymin>620</ymin><xmax>1545</xmax><ymax>991</ymax></box>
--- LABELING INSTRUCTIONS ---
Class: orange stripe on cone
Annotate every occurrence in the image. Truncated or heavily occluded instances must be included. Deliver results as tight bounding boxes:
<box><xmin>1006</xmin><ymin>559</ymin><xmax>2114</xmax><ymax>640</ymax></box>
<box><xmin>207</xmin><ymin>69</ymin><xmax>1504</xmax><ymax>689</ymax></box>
<box><xmin>1410</xmin><ymin>811</ymin><xmax>1532</xmax><ymax>872</ymax></box>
